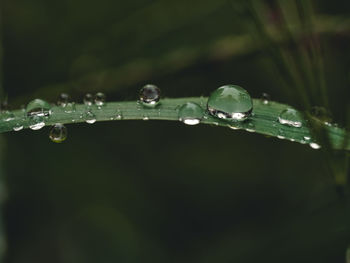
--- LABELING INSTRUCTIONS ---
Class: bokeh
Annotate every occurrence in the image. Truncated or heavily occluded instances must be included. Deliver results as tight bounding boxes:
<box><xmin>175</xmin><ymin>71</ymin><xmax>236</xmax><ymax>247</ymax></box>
<box><xmin>1</xmin><ymin>0</ymin><xmax>350</xmax><ymax>262</ymax></box>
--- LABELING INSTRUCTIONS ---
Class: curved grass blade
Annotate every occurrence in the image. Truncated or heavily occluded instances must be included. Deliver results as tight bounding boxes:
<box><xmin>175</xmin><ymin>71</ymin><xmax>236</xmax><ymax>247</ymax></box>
<box><xmin>0</xmin><ymin>97</ymin><xmax>349</xmax><ymax>150</ymax></box>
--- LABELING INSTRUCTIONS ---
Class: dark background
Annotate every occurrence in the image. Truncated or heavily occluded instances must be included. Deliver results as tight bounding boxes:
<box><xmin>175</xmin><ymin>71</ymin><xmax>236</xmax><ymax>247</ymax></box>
<box><xmin>1</xmin><ymin>0</ymin><xmax>350</xmax><ymax>262</ymax></box>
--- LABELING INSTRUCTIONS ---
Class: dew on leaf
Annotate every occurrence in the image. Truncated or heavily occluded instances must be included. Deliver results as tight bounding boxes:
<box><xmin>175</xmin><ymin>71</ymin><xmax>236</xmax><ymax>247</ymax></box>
<box><xmin>207</xmin><ymin>85</ymin><xmax>253</xmax><ymax>121</ymax></box>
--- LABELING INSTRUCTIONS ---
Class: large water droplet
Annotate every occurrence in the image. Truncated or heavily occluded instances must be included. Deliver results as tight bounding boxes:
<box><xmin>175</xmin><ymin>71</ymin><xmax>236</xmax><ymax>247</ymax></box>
<box><xmin>84</xmin><ymin>110</ymin><xmax>96</xmax><ymax>124</ymax></box>
<box><xmin>26</xmin><ymin>99</ymin><xmax>52</xmax><ymax>117</ymax></box>
<box><xmin>207</xmin><ymin>85</ymin><xmax>253</xmax><ymax>121</ymax></box>
<box><xmin>178</xmin><ymin>102</ymin><xmax>203</xmax><ymax>125</ymax></box>
<box><xmin>29</xmin><ymin>115</ymin><xmax>45</xmax><ymax>130</ymax></box>
<box><xmin>84</xmin><ymin>93</ymin><xmax>94</xmax><ymax>106</ymax></box>
<box><xmin>49</xmin><ymin>124</ymin><xmax>67</xmax><ymax>143</ymax></box>
<box><xmin>139</xmin><ymin>84</ymin><xmax>161</xmax><ymax>107</ymax></box>
<box><xmin>95</xmin><ymin>92</ymin><xmax>106</xmax><ymax>107</ymax></box>
<box><xmin>278</xmin><ymin>108</ymin><xmax>303</xmax><ymax>128</ymax></box>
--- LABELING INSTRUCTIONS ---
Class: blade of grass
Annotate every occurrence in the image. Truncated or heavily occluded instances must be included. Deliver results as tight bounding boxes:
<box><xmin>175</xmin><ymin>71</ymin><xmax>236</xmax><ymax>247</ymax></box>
<box><xmin>0</xmin><ymin>97</ymin><xmax>349</xmax><ymax>151</ymax></box>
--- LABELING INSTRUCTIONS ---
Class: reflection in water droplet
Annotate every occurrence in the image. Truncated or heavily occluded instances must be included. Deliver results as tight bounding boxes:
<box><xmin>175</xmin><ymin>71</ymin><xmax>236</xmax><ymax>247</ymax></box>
<box><xmin>49</xmin><ymin>123</ymin><xmax>67</xmax><ymax>143</ymax></box>
<box><xmin>84</xmin><ymin>93</ymin><xmax>94</xmax><ymax>106</ymax></box>
<box><xmin>278</xmin><ymin>108</ymin><xmax>302</xmax><ymax>128</ymax></box>
<box><xmin>84</xmin><ymin>110</ymin><xmax>96</xmax><ymax>124</ymax></box>
<box><xmin>207</xmin><ymin>85</ymin><xmax>253</xmax><ymax>121</ymax></box>
<box><xmin>261</xmin><ymin>93</ymin><xmax>271</xmax><ymax>105</ymax></box>
<box><xmin>29</xmin><ymin>115</ymin><xmax>45</xmax><ymax>130</ymax></box>
<box><xmin>139</xmin><ymin>84</ymin><xmax>161</xmax><ymax>107</ymax></box>
<box><xmin>310</xmin><ymin>142</ymin><xmax>321</xmax><ymax>149</ymax></box>
<box><xmin>178</xmin><ymin>102</ymin><xmax>203</xmax><ymax>125</ymax></box>
<box><xmin>95</xmin><ymin>92</ymin><xmax>106</xmax><ymax>107</ymax></box>
<box><xmin>26</xmin><ymin>99</ymin><xmax>52</xmax><ymax>117</ymax></box>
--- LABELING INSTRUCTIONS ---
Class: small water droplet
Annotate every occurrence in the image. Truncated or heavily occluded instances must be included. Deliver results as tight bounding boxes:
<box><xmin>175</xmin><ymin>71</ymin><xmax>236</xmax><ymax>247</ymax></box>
<box><xmin>84</xmin><ymin>110</ymin><xmax>96</xmax><ymax>124</ymax></box>
<box><xmin>84</xmin><ymin>93</ymin><xmax>94</xmax><ymax>106</ymax></box>
<box><xmin>309</xmin><ymin>142</ymin><xmax>321</xmax><ymax>149</ymax></box>
<box><xmin>245</xmin><ymin>122</ymin><xmax>255</xmax><ymax>132</ymax></box>
<box><xmin>142</xmin><ymin>114</ymin><xmax>149</xmax><ymax>121</ymax></box>
<box><xmin>95</xmin><ymin>92</ymin><xmax>106</xmax><ymax>107</ymax></box>
<box><xmin>277</xmin><ymin>129</ymin><xmax>286</xmax><ymax>139</ymax></box>
<box><xmin>278</xmin><ymin>108</ymin><xmax>302</xmax><ymax>128</ymax></box>
<box><xmin>207</xmin><ymin>85</ymin><xmax>253</xmax><ymax>121</ymax></box>
<box><xmin>29</xmin><ymin>115</ymin><xmax>45</xmax><ymax>130</ymax></box>
<box><xmin>64</xmin><ymin>102</ymin><xmax>76</xmax><ymax>113</ymax></box>
<box><xmin>178</xmin><ymin>102</ymin><xmax>203</xmax><ymax>125</ymax></box>
<box><xmin>229</xmin><ymin>125</ymin><xmax>240</xmax><ymax>130</ymax></box>
<box><xmin>139</xmin><ymin>84</ymin><xmax>161</xmax><ymax>107</ymax></box>
<box><xmin>57</xmin><ymin>93</ymin><xmax>71</xmax><ymax>107</ymax></box>
<box><xmin>26</xmin><ymin>99</ymin><xmax>52</xmax><ymax>117</ymax></box>
<box><xmin>49</xmin><ymin>123</ymin><xmax>67</xmax><ymax>143</ymax></box>
<box><xmin>304</xmin><ymin>136</ymin><xmax>311</xmax><ymax>141</ymax></box>
<box><xmin>114</xmin><ymin>109</ymin><xmax>123</xmax><ymax>120</ymax></box>
<box><xmin>12</xmin><ymin>120</ymin><xmax>24</xmax><ymax>131</ymax></box>
<box><xmin>261</xmin><ymin>93</ymin><xmax>271</xmax><ymax>105</ymax></box>
<box><xmin>1</xmin><ymin>111</ymin><xmax>15</xmax><ymax>122</ymax></box>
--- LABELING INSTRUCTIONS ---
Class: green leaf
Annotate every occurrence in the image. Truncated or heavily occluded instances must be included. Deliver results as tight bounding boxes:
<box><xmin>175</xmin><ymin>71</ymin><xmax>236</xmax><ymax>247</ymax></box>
<box><xmin>1</xmin><ymin>97</ymin><xmax>349</xmax><ymax>150</ymax></box>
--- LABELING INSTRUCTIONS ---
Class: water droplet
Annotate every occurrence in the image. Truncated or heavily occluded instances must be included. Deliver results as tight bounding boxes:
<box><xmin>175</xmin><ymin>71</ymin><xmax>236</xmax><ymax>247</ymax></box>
<box><xmin>304</xmin><ymin>136</ymin><xmax>311</xmax><ymax>141</ymax></box>
<box><xmin>29</xmin><ymin>115</ymin><xmax>45</xmax><ymax>130</ymax></box>
<box><xmin>207</xmin><ymin>85</ymin><xmax>253</xmax><ymax>121</ymax></box>
<box><xmin>278</xmin><ymin>108</ymin><xmax>302</xmax><ymax>128</ymax></box>
<box><xmin>178</xmin><ymin>102</ymin><xmax>203</xmax><ymax>125</ymax></box>
<box><xmin>246</xmin><ymin>122</ymin><xmax>255</xmax><ymax>132</ymax></box>
<box><xmin>26</xmin><ymin>99</ymin><xmax>52</xmax><ymax>117</ymax></box>
<box><xmin>277</xmin><ymin>129</ymin><xmax>286</xmax><ymax>139</ymax></box>
<box><xmin>1</xmin><ymin>111</ymin><xmax>15</xmax><ymax>122</ymax></box>
<box><xmin>64</xmin><ymin>102</ymin><xmax>76</xmax><ymax>113</ymax></box>
<box><xmin>95</xmin><ymin>92</ymin><xmax>106</xmax><ymax>107</ymax></box>
<box><xmin>57</xmin><ymin>93</ymin><xmax>71</xmax><ymax>107</ymax></box>
<box><xmin>84</xmin><ymin>110</ymin><xmax>96</xmax><ymax>124</ymax></box>
<box><xmin>13</xmin><ymin>121</ymin><xmax>24</xmax><ymax>131</ymax></box>
<box><xmin>229</xmin><ymin>125</ymin><xmax>240</xmax><ymax>130</ymax></box>
<box><xmin>261</xmin><ymin>93</ymin><xmax>271</xmax><ymax>105</ymax></box>
<box><xmin>139</xmin><ymin>84</ymin><xmax>161</xmax><ymax>107</ymax></box>
<box><xmin>114</xmin><ymin>109</ymin><xmax>123</xmax><ymax>120</ymax></box>
<box><xmin>309</xmin><ymin>142</ymin><xmax>321</xmax><ymax>149</ymax></box>
<box><xmin>49</xmin><ymin>124</ymin><xmax>67</xmax><ymax>143</ymax></box>
<box><xmin>142</xmin><ymin>113</ymin><xmax>149</xmax><ymax>121</ymax></box>
<box><xmin>84</xmin><ymin>93</ymin><xmax>94</xmax><ymax>106</ymax></box>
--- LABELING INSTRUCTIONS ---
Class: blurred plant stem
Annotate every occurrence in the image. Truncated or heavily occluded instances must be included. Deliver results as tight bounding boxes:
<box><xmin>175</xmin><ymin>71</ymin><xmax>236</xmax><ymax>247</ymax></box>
<box><xmin>11</xmin><ymin>13</ymin><xmax>350</xmax><ymax>106</ymax></box>
<box><xmin>244</xmin><ymin>0</ymin><xmax>350</xmax><ymax>194</ymax></box>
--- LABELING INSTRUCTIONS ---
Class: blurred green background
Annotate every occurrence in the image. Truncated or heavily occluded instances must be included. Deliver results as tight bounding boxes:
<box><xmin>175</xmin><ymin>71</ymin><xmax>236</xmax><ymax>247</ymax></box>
<box><xmin>1</xmin><ymin>0</ymin><xmax>350</xmax><ymax>262</ymax></box>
